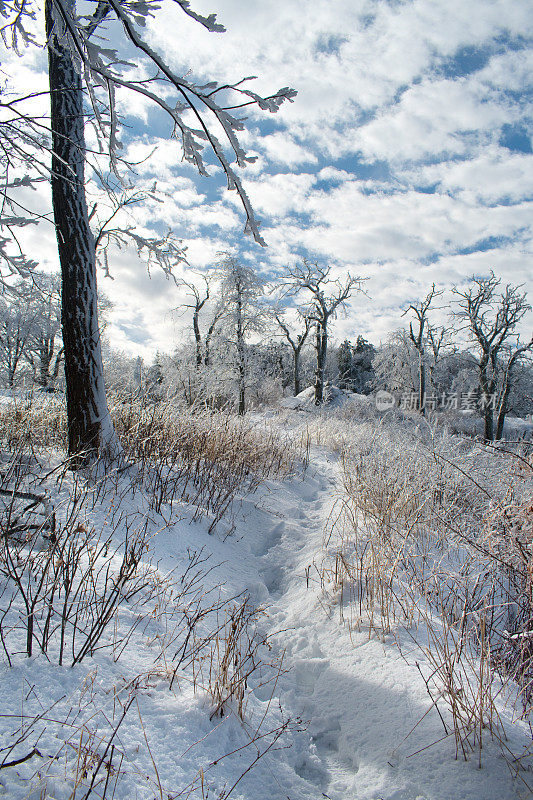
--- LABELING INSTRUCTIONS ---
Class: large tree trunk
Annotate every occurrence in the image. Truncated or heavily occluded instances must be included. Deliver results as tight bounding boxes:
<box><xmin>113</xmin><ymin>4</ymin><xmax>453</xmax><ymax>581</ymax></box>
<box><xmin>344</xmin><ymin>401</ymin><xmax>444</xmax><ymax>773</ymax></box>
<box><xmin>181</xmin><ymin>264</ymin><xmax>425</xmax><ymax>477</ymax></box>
<box><xmin>236</xmin><ymin>297</ymin><xmax>245</xmax><ymax>416</ymax></box>
<box><xmin>479</xmin><ymin>366</ymin><xmax>494</xmax><ymax>441</ymax></box>
<box><xmin>193</xmin><ymin>310</ymin><xmax>202</xmax><ymax>368</ymax></box>
<box><xmin>293</xmin><ymin>349</ymin><xmax>301</xmax><ymax>396</ymax></box>
<box><xmin>204</xmin><ymin>318</ymin><xmax>218</xmax><ymax>368</ymax></box>
<box><xmin>418</xmin><ymin>350</ymin><xmax>426</xmax><ymax>415</ymax></box>
<box><xmin>314</xmin><ymin>322</ymin><xmax>327</xmax><ymax>403</ymax></box>
<box><xmin>36</xmin><ymin>338</ymin><xmax>53</xmax><ymax>388</ymax></box>
<box><xmin>46</xmin><ymin>0</ymin><xmax>115</xmax><ymax>462</ymax></box>
<box><xmin>479</xmin><ymin>354</ymin><xmax>497</xmax><ymax>441</ymax></box>
<box><xmin>52</xmin><ymin>347</ymin><xmax>64</xmax><ymax>384</ymax></box>
<box><xmin>495</xmin><ymin>372</ymin><xmax>512</xmax><ymax>441</ymax></box>
<box><xmin>38</xmin><ymin>354</ymin><xmax>51</xmax><ymax>388</ymax></box>
<box><xmin>495</xmin><ymin>401</ymin><xmax>508</xmax><ymax>441</ymax></box>
<box><xmin>483</xmin><ymin>404</ymin><xmax>494</xmax><ymax>441</ymax></box>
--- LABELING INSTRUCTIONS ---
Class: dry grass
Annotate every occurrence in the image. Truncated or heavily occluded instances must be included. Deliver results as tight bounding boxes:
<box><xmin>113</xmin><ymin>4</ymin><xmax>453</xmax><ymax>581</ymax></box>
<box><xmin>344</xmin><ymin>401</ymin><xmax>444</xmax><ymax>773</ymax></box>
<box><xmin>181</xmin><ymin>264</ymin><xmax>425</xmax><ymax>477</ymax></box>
<box><xmin>0</xmin><ymin>395</ymin><xmax>298</xmax><ymax>530</ymax></box>
<box><xmin>318</xmin><ymin>416</ymin><xmax>533</xmax><ymax>773</ymax></box>
<box><xmin>113</xmin><ymin>398</ymin><xmax>297</xmax><ymax>526</ymax></box>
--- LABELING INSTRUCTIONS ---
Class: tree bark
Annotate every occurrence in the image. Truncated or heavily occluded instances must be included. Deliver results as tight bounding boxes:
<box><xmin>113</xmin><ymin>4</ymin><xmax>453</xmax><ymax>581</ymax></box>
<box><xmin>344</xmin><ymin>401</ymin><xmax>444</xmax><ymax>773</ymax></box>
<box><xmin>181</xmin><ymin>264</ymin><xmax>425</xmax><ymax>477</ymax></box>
<box><xmin>314</xmin><ymin>322</ymin><xmax>327</xmax><ymax>403</ymax></box>
<box><xmin>293</xmin><ymin>350</ymin><xmax>300</xmax><ymax>396</ymax></box>
<box><xmin>36</xmin><ymin>338</ymin><xmax>53</xmax><ymax>388</ymax></box>
<box><xmin>192</xmin><ymin>309</ymin><xmax>202</xmax><ymax>368</ymax></box>
<box><xmin>495</xmin><ymin>390</ymin><xmax>509</xmax><ymax>441</ymax></box>
<box><xmin>483</xmin><ymin>403</ymin><xmax>494</xmax><ymax>440</ymax></box>
<box><xmin>418</xmin><ymin>350</ymin><xmax>426</xmax><ymax>415</ymax></box>
<box><xmin>52</xmin><ymin>347</ymin><xmax>64</xmax><ymax>382</ymax></box>
<box><xmin>479</xmin><ymin>358</ymin><xmax>495</xmax><ymax>441</ymax></box>
<box><xmin>236</xmin><ymin>296</ymin><xmax>245</xmax><ymax>415</ymax></box>
<box><xmin>46</xmin><ymin>0</ymin><xmax>114</xmax><ymax>462</ymax></box>
<box><xmin>495</xmin><ymin>361</ymin><xmax>514</xmax><ymax>441</ymax></box>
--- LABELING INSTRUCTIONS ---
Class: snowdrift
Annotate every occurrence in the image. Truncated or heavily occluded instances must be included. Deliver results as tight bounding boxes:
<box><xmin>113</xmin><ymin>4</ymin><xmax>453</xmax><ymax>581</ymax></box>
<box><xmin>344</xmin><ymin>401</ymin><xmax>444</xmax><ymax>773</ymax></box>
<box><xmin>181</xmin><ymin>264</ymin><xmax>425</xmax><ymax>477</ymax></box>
<box><xmin>279</xmin><ymin>385</ymin><xmax>374</xmax><ymax>413</ymax></box>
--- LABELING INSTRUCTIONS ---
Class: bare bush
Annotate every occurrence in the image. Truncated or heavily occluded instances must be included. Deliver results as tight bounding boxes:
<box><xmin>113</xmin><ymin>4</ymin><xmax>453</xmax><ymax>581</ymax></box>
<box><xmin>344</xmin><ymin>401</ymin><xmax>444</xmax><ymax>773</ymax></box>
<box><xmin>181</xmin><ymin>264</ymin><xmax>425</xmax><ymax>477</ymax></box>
<box><xmin>113</xmin><ymin>398</ymin><xmax>297</xmax><ymax>528</ymax></box>
<box><xmin>0</xmin><ymin>477</ymin><xmax>156</xmax><ymax>665</ymax></box>
<box><xmin>0</xmin><ymin>396</ymin><xmax>298</xmax><ymax>529</ymax></box>
<box><xmin>319</xmin><ymin>416</ymin><xmax>533</xmax><ymax>771</ymax></box>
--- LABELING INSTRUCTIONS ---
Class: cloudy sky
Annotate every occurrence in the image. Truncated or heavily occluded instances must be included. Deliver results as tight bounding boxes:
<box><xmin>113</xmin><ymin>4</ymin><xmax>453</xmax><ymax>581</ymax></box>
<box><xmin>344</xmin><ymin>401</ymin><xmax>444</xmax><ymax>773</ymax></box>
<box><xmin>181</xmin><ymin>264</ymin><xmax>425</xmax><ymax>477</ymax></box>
<box><xmin>2</xmin><ymin>0</ymin><xmax>532</xmax><ymax>358</ymax></box>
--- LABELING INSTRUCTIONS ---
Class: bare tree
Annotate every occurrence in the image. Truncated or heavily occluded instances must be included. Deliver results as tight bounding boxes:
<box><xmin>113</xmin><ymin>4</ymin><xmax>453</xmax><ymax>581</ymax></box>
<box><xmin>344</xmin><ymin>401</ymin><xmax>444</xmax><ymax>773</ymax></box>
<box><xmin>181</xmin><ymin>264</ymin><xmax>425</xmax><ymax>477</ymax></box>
<box><xmin>0</xmin><ymin>272</ymin><xmax>112</xmax><ymax>391</ymax></box>
<box><xmin>2</xmin><ymin>0</ymin><xmax>296</xmax><ymax>461</ymax></box>
<box><xmin>203</xmin><ymin>301</ymin><xmax>227</xmax><ymax>368</ymax></box>
<box><xmin>176</xmin><ymin>272</ymin><xmax>226</xmax><ymax>368</ymax></box>
<box><xmin>426</xmin><ymin>322</ymin><xmax>453</xmax><ymax>396</ymax></box>
<box><xmin>281</xmin><ymin>260</ymin><xmax>362</xmax><ymax>403</ymax></box>
<box><xmin>453</xmin><ymin>272</ymin><xmax>532</xmax><ymax>440</ymax></box>
<box><xmin>494</xmin><ymin>338</ymin><xmax>533</xmax><ymax>439</ymax></box>
<box><xmin>402</xmin><ymin>284</ymin><xmax>442</xmax><ymax>414</ymax></box>
<box><xmin>0</xmin><ymin>294</ymin><xmax>33</xmax><ymax>386</ymax></box>
<box><xmin>24</xmin><ymin>273</ymin><xmax>63</xmax><ymax>389</ymax></box>
<box><xmin>216</xmin><ymin>255</ymin><xmax>266</xmax><ymax>415</ymax></box>
<box><xmin>273</xmin><ymin>309</ymin><xmax>311</xmax><ymax>396</ymax></box>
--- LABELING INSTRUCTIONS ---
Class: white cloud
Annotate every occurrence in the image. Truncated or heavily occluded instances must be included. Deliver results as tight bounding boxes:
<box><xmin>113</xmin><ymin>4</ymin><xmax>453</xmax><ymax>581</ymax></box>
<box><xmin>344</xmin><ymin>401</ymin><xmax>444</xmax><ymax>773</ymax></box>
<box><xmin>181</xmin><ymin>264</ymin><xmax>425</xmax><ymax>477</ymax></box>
<box><xmin>259</xmin><ymin>132</ymin><xmax>318</xmax><ymax>166</ymax></box>
<box><xmin>240</xmin><ymin>172</ymin><xmax>318</xmax><ymax>218</ymax></box>
<box><xmin>408</xmin><ymin>148</ymin><xmax>533</xmax><ymax>204</ymax></box>
<box><xmin>477</xmin><ymin>49</ymin><xmax>533</xmax><ymax>93</ymax></box>
<box><xmin>355</xmin><ymin>78</ymin><xmax>512</xmax><ymax>161</ymax></box>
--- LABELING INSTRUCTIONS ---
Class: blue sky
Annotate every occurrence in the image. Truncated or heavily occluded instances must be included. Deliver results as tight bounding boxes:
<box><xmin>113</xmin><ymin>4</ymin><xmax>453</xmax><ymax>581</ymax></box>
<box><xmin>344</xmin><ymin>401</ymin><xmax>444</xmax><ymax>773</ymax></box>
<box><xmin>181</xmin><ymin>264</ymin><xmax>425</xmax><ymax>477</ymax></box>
<box><xmin>3</xmin><ymin>0</ymin><xmax>532</xmax><ymax>357</ymax></box>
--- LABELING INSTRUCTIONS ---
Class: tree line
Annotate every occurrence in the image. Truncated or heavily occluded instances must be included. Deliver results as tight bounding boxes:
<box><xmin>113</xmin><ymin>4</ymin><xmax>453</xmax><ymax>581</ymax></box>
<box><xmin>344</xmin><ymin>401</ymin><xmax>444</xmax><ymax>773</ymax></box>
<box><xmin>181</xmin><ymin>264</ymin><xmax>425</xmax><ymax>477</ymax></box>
<box><xmin>0</xmin><ymin>245</ymin><xmax>531</xmax><ymax>444</ymax></box>
<box><xmin>101</xmin><ymin>266</ymin><xmax>533</xmax><ymax>441</ymax></box>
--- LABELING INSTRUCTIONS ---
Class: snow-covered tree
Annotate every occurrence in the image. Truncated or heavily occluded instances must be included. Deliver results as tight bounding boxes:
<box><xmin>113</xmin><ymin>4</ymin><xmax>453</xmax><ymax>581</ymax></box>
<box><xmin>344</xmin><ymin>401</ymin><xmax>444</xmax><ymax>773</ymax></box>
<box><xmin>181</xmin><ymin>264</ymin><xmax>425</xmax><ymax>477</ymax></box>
<box><xmin>0</xmin><ymin>271</ymin><xmax>113</xmax><ymax>391</ymax></box>
<box><xmin>23</xmin><ymin>272</ymin><xmax>63</xmax><ymax>389</ymax></box>
<box><xmin>281</xmin><ymin>260</ymin><xmax>362</xmax><ymax>403</ymax></box>
<box><xmin>426</xmin><ymin>323</ymin><xmax>454</xmax><ymax>396</ymax></box>
<box><xmin>0</xmin><ymin>291</ymin><xmax>33</xmax><ymax>386</ymax></box>
<box><xmin>337</xmin><ymin>336</ymin><xmax>375</xmax><ymax>393</ymax></box>
<box><xmin>453</xmin><ymin>272</ymin><xmax>533</xmax><ymax>440</ymax></box>
<box><xmin>0</xmin><ymin>275</ymin><xmax>60</xmax><ymax>388</ymax></box>
<box><xmin>402</xmin><ymin>284</ymin><xmax>443</xmax><ymax>414</ymax></box>
<box><xmin>176</xmin><ymin>272</ymin><xmax>227</xmax><ymax>369</ymax></box>
<box><xmin>373</xmin><ymin>329</ymin><xmax>418</xmax><ymax>397</ymax></box>
<box><xmin>102</xmin><ymin>347</ymin><xmax>143</xmax><ymax>396</ymax></box>
<box><xmin>337</xmin><ymin>340</ymin><xmax>352</xmax><ymax>390</ymax></box>
<box><xmin>273</xmin><ymin>309</ymin><xmax>311</xmax><ymax>396</ymax></box>
<box><xmin>216</xmin><ymin>254</ymin><xmax>266</xmax><ymax>415</ymax></box>
<box><xmin>493</xmin><ymin>341</ymin><xmax>533</xmax><ymax>438</ymax></box>
<box><xmin>505</xmin><ymin>361</ymin><xmax>533</xmax><ymax>421</ymax></box>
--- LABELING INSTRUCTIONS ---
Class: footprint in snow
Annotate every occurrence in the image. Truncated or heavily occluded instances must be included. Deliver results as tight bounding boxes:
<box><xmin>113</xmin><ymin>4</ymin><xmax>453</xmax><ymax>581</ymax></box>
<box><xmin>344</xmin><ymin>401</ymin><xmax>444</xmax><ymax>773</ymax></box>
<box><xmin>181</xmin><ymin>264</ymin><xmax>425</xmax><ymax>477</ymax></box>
<box><xmin>292</xmin><ymin>657</ymin><xmax>330</xmax><ymax>696</ymax></box>
<box><xmin>262</xmin><ymin>563</ymin><xmax>285</xmax><ymax>596</ymax></box>
<box><xmin>254</xmin><ymin>521</ymin><xmax>285</xmax><ymax>556</ymax></box>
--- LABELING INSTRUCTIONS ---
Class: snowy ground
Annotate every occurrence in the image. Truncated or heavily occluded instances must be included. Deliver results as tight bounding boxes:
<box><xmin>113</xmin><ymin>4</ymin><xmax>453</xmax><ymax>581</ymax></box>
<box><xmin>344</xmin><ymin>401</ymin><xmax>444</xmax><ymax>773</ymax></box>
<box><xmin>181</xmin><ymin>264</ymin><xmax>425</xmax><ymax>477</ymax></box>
<box><xmin>0</xmin><ymin>407</ymin><xmax>532</xmax><ymax>799</ymax></box>
<box><xmin>228</xmin><ymin>444</ymin><xmax>532</xmax><ymax>800</ymax></box>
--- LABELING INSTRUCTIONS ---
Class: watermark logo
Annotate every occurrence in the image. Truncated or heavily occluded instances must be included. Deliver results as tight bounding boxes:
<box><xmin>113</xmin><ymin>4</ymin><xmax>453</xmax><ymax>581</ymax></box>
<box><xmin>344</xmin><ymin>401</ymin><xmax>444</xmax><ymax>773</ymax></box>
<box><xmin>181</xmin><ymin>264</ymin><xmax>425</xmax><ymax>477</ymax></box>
<box><xmin>373</xmin><ymin>389</ymin><xmax>498</xmax><ymax>413</ymax></box>
<box><xmin>375</xmin><ymin>390</ymin><xmax>396</xmax><ymax>411</ymax></box>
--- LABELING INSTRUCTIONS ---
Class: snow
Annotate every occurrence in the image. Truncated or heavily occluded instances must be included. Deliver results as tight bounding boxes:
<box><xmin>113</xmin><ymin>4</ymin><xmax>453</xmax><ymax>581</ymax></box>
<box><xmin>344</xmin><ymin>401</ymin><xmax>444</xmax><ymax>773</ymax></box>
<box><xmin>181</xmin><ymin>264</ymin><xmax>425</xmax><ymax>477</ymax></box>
<box><xmin>279</xmin><ymin>384</ymin><xmax>374</xmax><ymax>412</ymax></box>
<box><xmin>279</xmin><ymin>386</ymin><xmax>533</xmax><ymax>442</ymax></box>
<box><xmin>0</xmin><ymin>408</ymin><xmax>531</xmax><ymax>799</ymax></box>
<box><xmin>235</xmin><ymin>447</ymin><xmax>531</xmax><ymax>800</ymax></box>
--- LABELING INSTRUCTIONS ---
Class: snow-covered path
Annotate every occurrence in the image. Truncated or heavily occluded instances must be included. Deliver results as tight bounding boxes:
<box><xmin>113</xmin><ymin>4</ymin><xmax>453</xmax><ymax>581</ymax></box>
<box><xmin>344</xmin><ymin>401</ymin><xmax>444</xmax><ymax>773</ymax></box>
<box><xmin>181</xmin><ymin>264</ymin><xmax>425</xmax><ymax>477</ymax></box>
<box><xmin>240</xmin><ymin>444</ymin><xmax>530</xmax><ymax>800</ymax></box>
